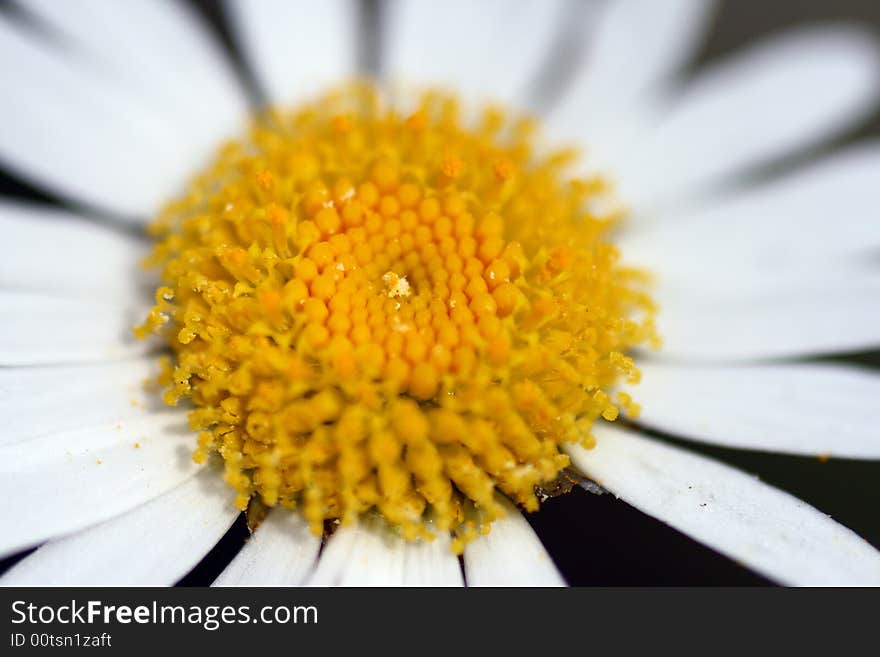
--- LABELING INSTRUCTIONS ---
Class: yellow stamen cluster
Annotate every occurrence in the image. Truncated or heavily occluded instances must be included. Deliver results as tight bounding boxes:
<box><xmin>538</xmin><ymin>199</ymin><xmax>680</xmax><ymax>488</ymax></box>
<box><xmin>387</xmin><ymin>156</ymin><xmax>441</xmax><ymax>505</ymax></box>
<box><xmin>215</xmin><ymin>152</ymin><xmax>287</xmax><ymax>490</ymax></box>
<box><xmin>138</xmin><ymin>84</ymin><xmax>656</xmax><ymax>549</ymax></box>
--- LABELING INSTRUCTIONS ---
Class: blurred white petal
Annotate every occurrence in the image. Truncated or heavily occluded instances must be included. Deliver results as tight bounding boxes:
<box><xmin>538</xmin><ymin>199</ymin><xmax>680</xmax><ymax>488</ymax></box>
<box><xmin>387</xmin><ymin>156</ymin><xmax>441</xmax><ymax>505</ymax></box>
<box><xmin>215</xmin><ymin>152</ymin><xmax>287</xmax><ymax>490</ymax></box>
<box><xmin>226</xmin><ymin>0</ymin><xmax>354</xmax><ymax>105</ymax></box>
<box><xmin>384</xmin><ymin>0</ymin><xmax>568</xmax><ymax>105</ymax></box>
<box><xmin>0</xmin><ymin>410</ymin><xmax>200</xmax><ymax>557</ymax></box>
<box><xmin>0</xmin><ymin>467</ymin><xmax>237</xmax><ymax>585</ymax></box>
<box><xmin>464</xmin><ymin>497</ymin><xmax>564</xmax><ymax>586</ymax></box>
<box><xmin>636</xmin><ymin>361</ymin><xmax>880</xmax><ymax>459</ymax></box>
<box><xmin>213</xmin><ymin>512</ymin><xmax>321</xmax><ymax>586</ymax></box>
<box><xmin>0</xmin><ymin>292</ymin><xmax>150</xmax><ymax>366</ymax></box>
<box><xmin>0</xmin><ymin>20</ymin><xmax>205</xmax><ymax>220</ymax></box>
<box><xmin>304</xmin><ymin>517</ymin><xmax>463</xmax><ymax>586</ymax></box>
<box><xmin>653</xmin><ymin>273</ymin><xmax>880</xmax><ymax>361</ymax></box>
<box><xmin>0</xmin><ymin>201</ymin><xmax>146</xmax><ymax>300</ymax></box>
<box><xmin>0</xmin><ymin>359</ymin><xmax>159</xmax><ymax>447</ymax></box>
<box><xmin>549</xmin><ymin>0</ymin><xmax>715</xmax><ymax>159</ymax></box>
<box><xmin>21</xmin><ymin>0</ymin><xmax>247</xmax><ymax>171</ymax></box>
<box><xmin>621</xmin><ymin>141</ymin><xmax>880</xmax><ymax>288</ymax></box>
<box><xmin>620</xmin><ymin>26</ymin><xmax>880</xmax><ymax>210</ymax></box>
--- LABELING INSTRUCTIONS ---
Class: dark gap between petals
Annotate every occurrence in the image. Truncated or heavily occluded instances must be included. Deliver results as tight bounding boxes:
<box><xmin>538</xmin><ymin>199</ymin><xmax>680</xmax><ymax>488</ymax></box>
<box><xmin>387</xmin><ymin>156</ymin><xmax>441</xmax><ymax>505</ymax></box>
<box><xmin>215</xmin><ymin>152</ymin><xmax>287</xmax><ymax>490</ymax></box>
<box><xmin>457</xmin><ymin>553</ymin><xmax>467</xmax><ymax>587</ymax></box>
<box><xmin>526</xmin><ymin>486</ymin><xmax>772</xmax><ymax>586</ymax></box>
<box><xmin>0</xmin><ymin>546</ymin><xmax>38</xmax><ymax>579</ymax></box>
<box><xmin>192</xmin><ymin>0</ymin><xmax>269</xmax><ymax>108</ymax></box>
<box><xmin>521</xmin><ymin>0</ymin><xmax>600</xmax><ymax>115</ymax></box>
<box><xmin>358</xmin><ymin>0</ymin><xmax>383</xmax><ymax>79</ymax></box>
<box><xmin>0</xmin><ymin>165</ymin><xmax>149</xmax><ymax>239</ymax></box>
<box><xmin>1</xmin><ymin>0</ymin><xmax>76</xmax><ymax>46</ymax></box>
<box><xmin>176</xmin><ymin>511</ymin><xmax>249</xmax><ymax>586</ymax></box>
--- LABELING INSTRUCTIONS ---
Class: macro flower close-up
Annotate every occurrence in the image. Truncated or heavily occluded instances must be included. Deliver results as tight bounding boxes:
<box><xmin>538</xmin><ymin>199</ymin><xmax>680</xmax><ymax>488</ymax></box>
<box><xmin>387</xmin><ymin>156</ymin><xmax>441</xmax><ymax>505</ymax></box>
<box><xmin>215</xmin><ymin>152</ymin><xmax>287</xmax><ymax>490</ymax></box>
<box><xmin>1</xmin><ymin>0</ymin><xmax>879</xmax><ymax>588</ymax></box>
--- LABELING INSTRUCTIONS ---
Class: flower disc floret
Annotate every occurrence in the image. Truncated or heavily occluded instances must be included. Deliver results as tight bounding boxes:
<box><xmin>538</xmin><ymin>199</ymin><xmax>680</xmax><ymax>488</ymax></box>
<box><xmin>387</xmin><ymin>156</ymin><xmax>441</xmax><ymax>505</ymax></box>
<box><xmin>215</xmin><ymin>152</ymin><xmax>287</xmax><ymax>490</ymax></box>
<box><xmin>138</xmin><ymin>84</ymin><xmax>657</xmax><ymax>549</ymax></box>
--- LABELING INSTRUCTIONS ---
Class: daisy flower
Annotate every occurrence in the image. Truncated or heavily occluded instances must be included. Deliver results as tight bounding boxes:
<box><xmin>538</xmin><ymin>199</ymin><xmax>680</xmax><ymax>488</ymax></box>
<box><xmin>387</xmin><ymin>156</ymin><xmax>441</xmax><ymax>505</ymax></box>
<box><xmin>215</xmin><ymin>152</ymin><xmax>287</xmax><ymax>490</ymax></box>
<box><xmin>1</xmin><ymin>0</ymin><xmax>879</xmax><ymax>587</ymax></box>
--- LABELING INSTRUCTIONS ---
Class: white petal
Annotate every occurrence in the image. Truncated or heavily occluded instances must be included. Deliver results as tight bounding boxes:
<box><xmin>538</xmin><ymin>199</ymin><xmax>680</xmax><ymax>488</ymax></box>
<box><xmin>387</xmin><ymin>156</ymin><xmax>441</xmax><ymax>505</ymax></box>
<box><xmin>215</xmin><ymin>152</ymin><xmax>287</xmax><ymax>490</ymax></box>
<box><xmin>213</xmin><ymin>511</ymin><xmax>321</xmax><ymax>586</ymax></box>
<box><xmin>0</xmin><ymin>200</ymin><xmax>148</xmax><ymax>300</ymax></box>
<box><xmin>635</xmin><ymin>361</ymin><xmax>880</xmax><ymax>459</ymax></box>
<box><xmin>21</xmin><ymin>0</ymin><xmax>247</xmax><ymax>172</ymax></box>
<box><xmin>0</xmin><ymin>359</ymin><xmax>161</xmax><ymax>447</ymax></box>
<box><xmin>0</xmin><ymin>407</ymin><xmax>200</xmax><ymax>557</ymax></box>
<box><xmin>0</xmin><ymin>467</ymin><xmax>238</xmax><ymax>585</ymax></box>
<box><xmin>0</xmin><ymin>291</ymin><xmax>151</xmax><ymax>366</ymax></box>
<box><xmin>0</xmin><ymin>20</ymin><xmax>193</xmax><ymax>220</ymax></box>
<box><xmin>580</xmin><ymin>0</ymin><xmax>715</xmax><ymax>104</ymax></box>
<box><xmin>653</xmin><ymin>273</ymin><xmax>880</xmax><ymax>361</ymax></box>
<box><xmin>620</xmin><ymin>26</ymin><xmax>880</xmax><ymax>210</ymax></box>
<box><xmin>621</xmin><ymin>141</ymin><xmax>880</xmax><ymax>286</ymax></box>
<box><xmin>384</xmin><ymin>0</ymin><xmax>568</xmax><ymax>105</ymax></box>
<box><xmin>304</xmin><ymin>517</ymin><xmax>463</xmax><ymax>586</ymax></box>
<box><xmin>464</xmin><ymin>498</ymin><xmax>564</xmax><ymax>586</ymax></box>
<box><xmin>566</xmin><ymin>425</ymin><xmax>880</xmax><ymax>585</ymax></box>
<box><xmin>226</xmin><ymin>0</ymin><xmax>353</xmax><ymax>105</ymax></box>
<box><xmin>549</xmin><ymin>0</ymin><xmax>715</xmax><ymax>158</ymax></box>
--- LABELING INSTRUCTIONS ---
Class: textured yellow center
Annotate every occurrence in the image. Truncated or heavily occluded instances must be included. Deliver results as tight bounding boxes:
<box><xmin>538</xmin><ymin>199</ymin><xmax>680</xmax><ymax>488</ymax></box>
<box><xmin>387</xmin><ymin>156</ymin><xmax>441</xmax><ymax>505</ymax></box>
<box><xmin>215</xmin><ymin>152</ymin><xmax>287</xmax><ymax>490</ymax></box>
<box><xmin>137</xmin><ymin>84</ymin><xmax>657</xmax><ymax>550</ymax></box>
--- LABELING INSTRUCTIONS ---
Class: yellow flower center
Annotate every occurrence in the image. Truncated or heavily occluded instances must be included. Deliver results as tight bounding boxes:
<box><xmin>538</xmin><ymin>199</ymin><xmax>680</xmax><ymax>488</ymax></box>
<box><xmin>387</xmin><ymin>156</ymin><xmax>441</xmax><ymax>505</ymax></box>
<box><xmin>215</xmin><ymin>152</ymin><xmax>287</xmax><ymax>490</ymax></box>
<box><xmin>137</xmin><ymin>83</ymin><xmax>657</xmax><ymax>551</ymax></box>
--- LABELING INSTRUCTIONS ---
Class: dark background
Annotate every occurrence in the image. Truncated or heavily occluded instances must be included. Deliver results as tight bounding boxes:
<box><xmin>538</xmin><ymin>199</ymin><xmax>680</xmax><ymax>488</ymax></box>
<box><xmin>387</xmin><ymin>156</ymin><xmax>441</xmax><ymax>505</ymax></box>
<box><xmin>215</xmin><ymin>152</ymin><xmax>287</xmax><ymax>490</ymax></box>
<box><xmin>0</xmin><ymin>0</ymin><xmax>878</xmax><ymax>585</ymax></box>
